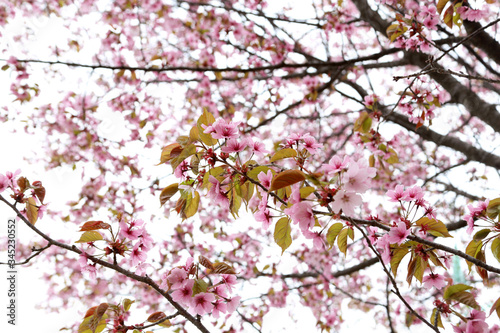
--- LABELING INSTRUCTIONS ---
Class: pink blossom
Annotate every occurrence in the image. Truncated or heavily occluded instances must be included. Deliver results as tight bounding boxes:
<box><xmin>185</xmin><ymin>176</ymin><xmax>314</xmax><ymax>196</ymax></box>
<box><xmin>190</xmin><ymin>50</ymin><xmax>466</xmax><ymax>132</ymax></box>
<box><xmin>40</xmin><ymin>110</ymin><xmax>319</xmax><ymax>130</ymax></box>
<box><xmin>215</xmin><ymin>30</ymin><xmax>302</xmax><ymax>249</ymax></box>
<box><xmin>387</xmin><ymin>185</ymin><xmax>407</xmax><ymax>202</ymax></box>
<box><xmin>464</xmin><ymin>200</ymin><xmax>489</xmax><ymax>235</ymax></box>
<box><xmin>387</xmin><ymin>221</ymin><xmax>411</xmax><ymax>245</ymax></box>
<box><xmin>302</xmin><ymin>134</ymin><xmax>322</xmax><ymax>154</ymax></box>
<box><xmin>167</xmin><ymin>267</ymin><xmax>188</xmax><ymax>289</ymax></box>
<box><xmin>203</xmin><ymin>118</ymin><xmax>240</xmax><ymax>140</ymax></box>
<box><xmin>129</xmin><ymin>243</ymin><xmax>147</xmax><ymax>266</ymax></box>
<box><xmin>171</xmin><ymin>279</ymin><xmax>194</xmax><ymax>305</ymax></box>
<box><xmin>135</xmin><ymin>262</ymin><xmax>152</xmax><ymax>276</ymax></box>
<box><xmin>221</xmin><ymin>138</ymin><xmax>249</xmax><ymax>153</ymax></box>
<box><xmin>0</xmin><ymin>174</ymin><xmax>9</xmax><ymax>193</ymax></box>
<box><xmin>303</xmin><ymin>229</ymin><xmax>324</xmax><ymax>250</ymax></box>
<box><xmin>5</xmin><ymin>169</ymin><xmax>21</xmax><ymax>186</ymax></box>
<box><xmin>174</xmin><ymin>160</ymin><xmax>190</xmax><ymax>179</ymax></box>
<box><xmin>343</xmin><ymin>161</ymin><xmax>374</xmax><ymax>193</ymax></box>
<box><xmin>254</xmin><ymin>208</ymin><xmax>272</xmax><ymax>230</ymax></box>
<box><xmin>191</xmin><ymin>292</ymin><xmax>215</xmax><ymax>315</ymax></box>
<box><xmin>226</xmin><ymin>296</ymin><xmax>241</xmax><ymax>313</ymax></box>
<box><xmin>322</xmin><ymin>155</ymin><xmax>349</xmax><ymax>174</ymax></box>
<box><xmin>377</xmin><ymin>235</ymin><xmax>392</xmax><ymax>264</ymax></box>
<box><xmin>330</xmin><ymin>190</ymin><xmax>362</xmax><ymax>216</ymax></box>
<box><xmin>119</xmin><ymin>220</ymin><xmax>142</xmax><ymax>240</ymax></box>
<box><xmin>422</xmin><ymin>273</ymin><xmax>446</xmax><ymax>289</ymax></box>
<box><xmin>208</xmin><ymin>175</ymin><xmax>229</xmax><ymax>208</ymax></box>
<box><xmin>212</xmin><ymin>299</ymin><xmax>227</xmax><ymax>318</ymax></box>
<box><xmin>78</xmin><ymin>254</ymin><xmax>97</xmax><ymax>279</ymax></box>
<box><xmin>257</xmin><ymin>170</ymin><xmax>273</xmax><ymax>191</ymax></box>
<box><xmin>219</xmin><ymin>274</ymin><xmax>237</xmax><ymax>293</ymax></box>
<box><xmin>285</xmin><ymin>201</ymin><xmax>315</xmax><ymax>231</ymax></box>
<box><xmin>405</xmin><ymin>185</ymin><xmax>424</xmax><ymax>201</ymax></box>
<box><xmin>248</xmin><ymin>140</ymin><xmax>270</xmax><ymax>157</ymax></box>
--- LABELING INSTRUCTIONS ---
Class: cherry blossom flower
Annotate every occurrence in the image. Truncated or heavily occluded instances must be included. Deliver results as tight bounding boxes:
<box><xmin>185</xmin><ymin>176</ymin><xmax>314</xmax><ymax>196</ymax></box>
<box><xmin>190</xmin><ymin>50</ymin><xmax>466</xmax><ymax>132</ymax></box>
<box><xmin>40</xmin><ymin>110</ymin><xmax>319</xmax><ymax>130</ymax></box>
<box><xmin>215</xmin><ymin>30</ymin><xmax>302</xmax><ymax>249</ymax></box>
<box><xmin>343</xmin><ymin>160</ymin><xmax>374</xmax><ymax>193</ymax></box>
<box><xmin>203</xmin><ymin>119</ymin><xmax>240</xmax><ymax>140</ymax></box>
<box><xmin>257</xmin><ymin>170</ymin><xmax>273</xmax><ymax>191</ymax></box>
<box><xmin>226</xmin><ymin>296</ymin><xmax>241</xmax><ymax>313</ymax></box>
<box><xmin>452</xmin><ymin>309</ymin><xmax>489</xmax><ymax>333</ymax></box>
<box><xmin>464</xmin><ymin>200</ymin><xmax>489</xmax><ymax>234</ymax></box>
<box><xmin>302</xmin><ymin>134</ymin><xmax>322</xmax><ymax>154</ymax></box>
<box><xmin>191</xmin><ymin>292</ymin><xmax>215</xmax><ymax>315</ymax></box>
<box><xmin>212</xmin><ymin>299</ymin><xmax>227</xmax><ymax>318</ymax></box>
<box><xmin>129</xmin><ymin>243</ymin><xmax>147</xmax><ymax>266</ymax></box>
<box><xmin>248</xmin><ymin>140</ymin><xmax>270</xmax><ymax>157</ymax></box>
<box><xmin>219</xmin><ymin>274</ymin><xmax>238</xmax><ymax>293</ymax></box>
<box><xmin>405</xmin><ymin>185</ymin><xmax>424</xmax><ymax>201</ymax></box>
<box><xmin>377</xmin><ymin>235</ymin><xmax>392</xmax><ymax>264</ymax></box>
<box><xmin>221</xmin><ymin>138</ymin><xmax>249</xmax><ymax>154</ymax></box>
<box><xmin>303</xmin><ymin>229</ymin><xmax>324</xmax><ymax>250</ymax></box>
<box><xmin>387</xmin><ymin>185</ymin><xmax>407</xmax><ymax>202</ymax></box>
<box><xmin>135</xmin><ymin>262</ymin><xmax>152</xmax><ymax>276</ymax></box>
<box><xmin>387</xmin><ymin>221</ymin><xmax>411</xmax><ymax>245</ymax></box>
<box><xmin>119</xmin><ymin>220</ymin><xmax>142</xmax><ymax>240</ymax></box>
<box><xmin>330</xmin><ymin>190</ymin><xmax>362</xmax><ymax>216</ymax></box>
<box><xmin>285</xmin><ymin>201</ymin><xmax>315</xmax><ymax>231</ymax></box>
<box><xmin>423</xmin><ymin>273</ymin><xmax>446</xmax><ymax>289</ymax></box>
<box><xmin>254</xmin><ymin>208</ymin><xmax>272</xmax><ymax>230</ymax></box>
<box><xmin>78</xmin><ymin>253</ymin><xmax>97</xmax><ymax>279</ymax></box>
<box><xmin>167</xmin><ymin>267</ymin><xmax>188</xmax><ymax>289</ymax></box>
<box><xmin>322</xmin><ymin>155</ymin><xmax>349</xmax><ymax>174</ymax></box>
<box><xmin>5</xmin><ymin>169</ymin><xmax>21</xmax><ymax>186</ymax></box>
<box><xmin>208</xmin><ymin>175</ymin><xmax>229</xmax><ymax>208</ymax></box>
<box><xmin>0</xmin><ymin>174</ymin><xmax>9</xmax><ymax>193</ymax></box>
<box><xmin>171</xmin><ymin>279</ymin><xmax>194</xmax><ymax>305</ymax></box>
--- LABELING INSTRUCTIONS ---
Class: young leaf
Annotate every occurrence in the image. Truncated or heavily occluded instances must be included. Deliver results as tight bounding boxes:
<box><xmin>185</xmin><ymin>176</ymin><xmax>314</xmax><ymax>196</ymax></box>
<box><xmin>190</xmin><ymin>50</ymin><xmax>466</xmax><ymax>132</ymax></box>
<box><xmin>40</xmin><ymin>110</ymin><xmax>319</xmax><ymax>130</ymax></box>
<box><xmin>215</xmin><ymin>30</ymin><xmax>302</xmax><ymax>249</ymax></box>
<box><xmin>160</xmin><ymin>143</ymin><xmax>182</xmax><ymax>164</ymax></box>
<box><xmin>76</xmin><ymin>231</ymin><xmax>104</xmax><ymax>243</ymax></box>
<box><xmin>79</xmin><ymin>221</ymin><xmax>111</xmax><ymax>231</ymax></box>
<box><xmin>491</xmin><ymin>238</ymin><xmax>500</xmax><ymax>263</ymax></box>
<box><xmin>170</xmin><ymin>144</ymin><xmax>196</xmax><ymax>171</ymax></box>
<box><xmin>192</xmin><ymin>279</ymin><xmax>208</xmax><ymax>295</ymax></box>
<box><xmin>443</xmin><ymin>284</ymin><xmax>473</xmax><ymax>300</ymax></box>
<box><xmin>391</xmin><ymin>247</ymin><xmax>410</xmax><ymax>276</ymax></box>
<box><xmin>430</xmin><ymin>308</ymin><xmax>444</xmax><ymax>328</ymax></box>
<box><xmin>199</xmin><ymin>255</ymin><xmax>214</xmax><ymax>270</ymax></box>
<box><xmin>159</xmin><ymin>183</ymin><xmax>179</xmax><ymax>206</ymax></box>
<box><xmin>182</xmin><ymin>190</ymin><xmax>200</xmax><ymax>219</ymax></box>
<box><xmin>326</xmin><ymin>223</ymin><xmax>344</xmax><ymax>248</ymax></box>
<box><xmin>197</xmin><ymin>110</ymin><xmax>217</xmax><ymax>146</ymax></box>
<box><xmin>269</xmin><ymin>148</ymin><xmax>297</xmax><ymax>163</ymax></box>
<box><xmin>415</xmin><ymin>217</ymin><xmax>452</xmax><ymax>238</ymax></box>
<box><xmin>212</xmin><ymin>262</ymin><xmax>236</xmax><ymax>274</ymax></box>
<box><xmin>25</xmin><ymin>197</ymin><xmax>39</xmax><ymax>225</ymax></box>
<box><xmin>337</xmin><ymin>227</ymin><xmax>350</xmax><ymax>255</ymax></box>
<box><xmin>473</xmin><ymin>229</ymin><xmax>491</xmax><ymax>241</ymax></box>
<box><xmin>465</xmin><ymin>240</ymin><xmax>483</xmax><ymax>271</ymax></box>
<box><xmin>89</xmin><ymin>303</ymin><xmax>108</xmax><ymax>333</ymax></box>
<box><xmin>123</xmin><ymin>299</ymin><xmax>135</xmax><ymax>312</ymax></box>
<box><xmin>490</xmin><ymin>296</ymin><xmax>500</xmax><ymax>320</ymax></box>
<box><xmin>274</xmin><ymin>217</ymin><xmax>292</xmax><ymax>254</ymax></box>
<box><xmin>269</xmin><ymin>170</ymin><xmax>305</xmax><ymax>191</ymax></box>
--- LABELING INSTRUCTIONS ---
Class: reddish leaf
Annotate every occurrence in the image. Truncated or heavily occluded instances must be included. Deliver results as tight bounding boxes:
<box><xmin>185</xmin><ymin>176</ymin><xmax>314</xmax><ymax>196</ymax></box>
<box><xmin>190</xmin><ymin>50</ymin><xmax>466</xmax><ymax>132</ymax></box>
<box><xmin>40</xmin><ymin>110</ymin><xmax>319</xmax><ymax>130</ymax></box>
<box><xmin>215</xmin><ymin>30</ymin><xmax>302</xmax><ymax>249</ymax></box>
<box><xmin>212</xmin><ymin>262</ymin><xmax>236</xmax><ymax>274</ymax></box>
<box><xmin>159</xmin><ymin>183</ymin><xmax>179</xmax><ymax>206</ymax></box>
<box><xmin>79</xmin><ymin>221</ymin><xmax>111</xmax><ymax>231</ymax></box>
<box><xmin>199</xmin><ymin>255</ymin><xmax>214</xmax><ymax>270</ymax></box>
<box><xmin>147</xmin><ymin>311</ymin><xmax>166</xmax><ymax>323</ymax></box>
<box><xmin>25</xmin><ymin>197</ymin><xmax>39</xmax><ymax>225</ymax></box>
<box><xmin>269</xmin><ymin>170</ymin><xmax>306</xmax><ymax>192</ymax></box>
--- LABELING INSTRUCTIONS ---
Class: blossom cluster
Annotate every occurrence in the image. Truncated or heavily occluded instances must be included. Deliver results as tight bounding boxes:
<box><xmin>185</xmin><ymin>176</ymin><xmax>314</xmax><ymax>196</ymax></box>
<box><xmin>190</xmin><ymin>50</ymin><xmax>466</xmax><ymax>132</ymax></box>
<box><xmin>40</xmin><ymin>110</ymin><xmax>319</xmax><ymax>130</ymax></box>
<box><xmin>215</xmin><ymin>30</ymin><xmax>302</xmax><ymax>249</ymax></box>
<box><xmin>160</xmin><ymin>258</ymin><xmax>241</xmax><ymax>317</ymax></box>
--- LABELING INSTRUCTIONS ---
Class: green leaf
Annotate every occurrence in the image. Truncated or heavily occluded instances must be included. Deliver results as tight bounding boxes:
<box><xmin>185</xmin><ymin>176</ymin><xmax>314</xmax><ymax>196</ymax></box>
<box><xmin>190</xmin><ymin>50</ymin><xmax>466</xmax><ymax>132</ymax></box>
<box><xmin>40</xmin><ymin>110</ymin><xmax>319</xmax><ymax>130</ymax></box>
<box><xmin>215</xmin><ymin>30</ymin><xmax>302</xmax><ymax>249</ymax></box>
<box><xmin>274</xmin><ymin>217</ymin><xmax>292</xmax><ymax>254</ymax></box>
<box><xmin>160</xmin><ymin>143</ymin><xmax>182</xmax><ymax>164</ymax></box>
<box><xmin>487</xmin><ymin>198</ymin><xmax>500</xmax><ymax>220</ymax></box>
<box><xmin>443</xmin><ymin>284</ymin><xmax>473</xmax><ymax>300</ymax></box>
<box><xmin>197</xmin><ymin>110</ymin><xmax>217</xmax><ymax>146</ymax></box>
<box><xmin>326</xmin><ymin>223</ymin><xmax>344</xmax><ymax>248</ymax></box>
<box><xmin>473</xmin><ymin>229</ymin><xmax>490</xmax><ymax>241</ymax></box>
<box><xmin>123</xmin><ymin>299</ymin><xmax>134</xmax><ymax>312</ymax></box>
<box><xmin>182</xmin><ymin>191</ymin><xmax>200</xmax><ymax>219</ymax></box>
<box><xmin>76</xmin><ymin>231</ymin><xmax>104</xmax><ymax>243</ymax></box>
<box><xmin>491</xmin><ymin>238</ymin><xmax>500</xmax><ymax>263</ymax></box>
<box><xmin>89</xmin><ymin>303</ymin><xmax>108</xmax><ymax>333</ymax></box>
<box><xmin>192</xmin><ymin>279</ymin><xmax>208</xmax><ymax>295</ymax></box>
<box><xmin>247</xmin><ymin>166</ymin><xmax>270</xmax><ymax>181</ymax></box>
<box><xmin>391</xmin><ymin>247</ymin><xmax>410</xmax><ymax>276</ymax></box>
<box><xmin>269</xmin><ymin>170</ymin><xmax>306</xmax><ymax>191</ymax></box>
<box><xmin>337</xmin><ymin>228</ymin><xmax>350</xmax><ymax>255</ymax></box>
<box><xmin>430</xmin><ymin>308</ymin><xmax>444</xmax><ymax>328</ymax></box>
<box><xmin>300</xmin><ymin>186</ymin><xmax>316</xmax><ymax>199</ymax></box>
<box><xmin>269</xmin><ymin>148</ymin><xmax>297</xmax><ymax>163</ymax></box>
<box><xmin>159</xmin><ymin>183</ymin><xmax>179</xmax><ymax>206</ymax></box>
<box><xmin>465</xmin><ymin>240</ymin><xmax>483</xmax><ymax>271</ymax></box>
